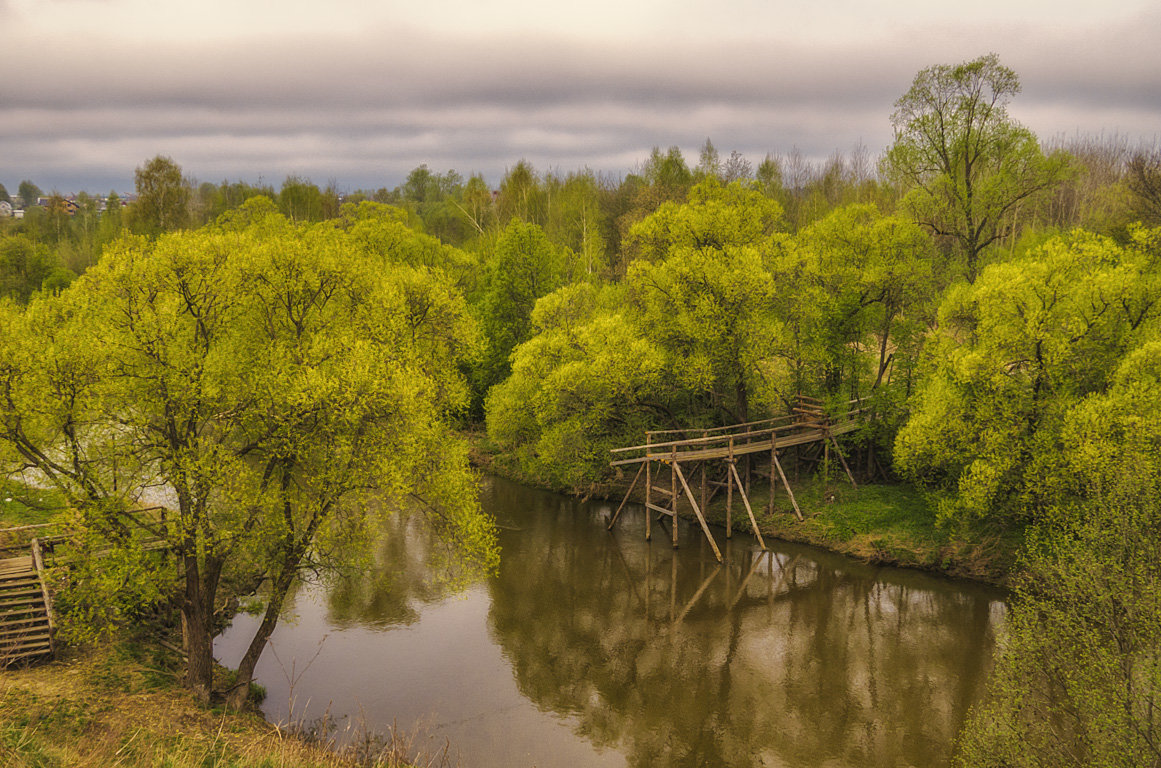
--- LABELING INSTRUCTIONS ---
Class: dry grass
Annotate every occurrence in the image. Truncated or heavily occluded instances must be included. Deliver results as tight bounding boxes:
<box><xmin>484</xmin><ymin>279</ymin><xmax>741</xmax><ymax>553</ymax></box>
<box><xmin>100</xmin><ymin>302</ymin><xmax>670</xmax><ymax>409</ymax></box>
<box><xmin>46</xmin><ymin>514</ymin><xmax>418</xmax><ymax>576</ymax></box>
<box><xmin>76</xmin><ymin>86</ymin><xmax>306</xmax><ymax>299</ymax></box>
<box><xmin>0</xmin><ymin>641</ymin><xmax>448</xmax><ymax>768</ymax></box>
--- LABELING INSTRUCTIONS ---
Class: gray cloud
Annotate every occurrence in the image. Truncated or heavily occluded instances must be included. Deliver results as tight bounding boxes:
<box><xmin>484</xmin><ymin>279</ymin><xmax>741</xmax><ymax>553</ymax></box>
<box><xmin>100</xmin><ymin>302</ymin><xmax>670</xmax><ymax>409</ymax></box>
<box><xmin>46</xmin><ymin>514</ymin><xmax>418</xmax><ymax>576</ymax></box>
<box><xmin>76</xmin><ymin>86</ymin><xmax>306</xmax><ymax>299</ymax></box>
<box><xmin>2</xmin><ymin>9</ymin><xmax>1158</xmax><ymax>194</ymax></box>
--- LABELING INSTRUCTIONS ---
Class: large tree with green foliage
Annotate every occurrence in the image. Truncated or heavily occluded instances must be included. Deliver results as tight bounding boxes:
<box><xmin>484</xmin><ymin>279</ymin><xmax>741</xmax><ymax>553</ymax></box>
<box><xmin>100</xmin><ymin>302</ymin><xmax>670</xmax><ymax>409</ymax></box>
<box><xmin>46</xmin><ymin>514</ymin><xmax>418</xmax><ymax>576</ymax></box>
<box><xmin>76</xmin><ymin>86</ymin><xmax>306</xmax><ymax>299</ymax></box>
<box><xmin>884</xmin><ymin>54</ymin><xmax>1069</xmax><ymax>279</ymax></box>
<box><xmin>956</xmin><ymin>342</ymin><xmax>1161</xmax><ymax>766</ymax></box>
<box><xmin>486</xmin><ymin>282</ymin><xmax>670</xmax><ymax>488</ymax></box>
<box><xmin>0</xmin><ymin>199</ymin><xmax>496</xmax><ymax>706</ymax></box>
<box><xmin>131</xmin><ymin>155</ymin><xmax>191</xmax><ymax>235</ymax></box>
<box><xmin>474</xmin><ymin>220</ymin><xmax>569</xmax><ymax>404</ymax></box>
<box><xmin>895</xmin><ymin>228</ymin><xmax>1161</xmax><ymax>527</ymax></box>
<box><xmin>780</xmin><ymin>204</ymin><xmax>937</xmax><ymax>402</ymax></box>
<box><xmin>625</xmin><ymin>179</ymin><xmax>786</xmax><ymax>422</ymax></box>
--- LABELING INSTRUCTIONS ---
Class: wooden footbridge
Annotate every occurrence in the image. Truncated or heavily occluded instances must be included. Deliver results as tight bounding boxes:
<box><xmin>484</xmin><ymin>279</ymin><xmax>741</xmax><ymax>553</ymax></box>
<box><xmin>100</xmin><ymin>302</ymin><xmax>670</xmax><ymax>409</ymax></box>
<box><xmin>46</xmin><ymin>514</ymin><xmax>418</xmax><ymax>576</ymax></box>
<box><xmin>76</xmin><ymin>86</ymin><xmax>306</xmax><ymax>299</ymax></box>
<box><xmin>0</xmin><ymin>529</ymin><xmax>58</xmax><ymax>666</ymax></box>
<box><xmin>0</xmin><ymin>508</ymin><xmax>167</xmax><ymax>667</ymax></box>
<box><xmin>607</xmin><ymin>395</ymin><xmax>866</xmax><ymax>563</ymax></box>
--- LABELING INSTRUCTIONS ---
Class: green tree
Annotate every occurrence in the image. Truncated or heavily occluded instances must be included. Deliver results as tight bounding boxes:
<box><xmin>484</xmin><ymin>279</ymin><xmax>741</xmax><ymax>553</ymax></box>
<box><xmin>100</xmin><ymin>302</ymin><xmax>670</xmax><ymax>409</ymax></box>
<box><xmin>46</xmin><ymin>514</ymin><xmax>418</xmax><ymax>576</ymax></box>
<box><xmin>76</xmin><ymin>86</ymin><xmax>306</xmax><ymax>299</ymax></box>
<box><xmin>496</xmin><ymin>160</ymin><xmax>545</xmax><ymax>225</ymax></box>
<box><xmin>628</xmin><ymin>241</ymin><xmax>781</xmax><ymax>424</ymax></box>
<box><xmin>459</xmin><ymin>173</ymin><xmax>496</xmax><ymax>238</ymax></box>
<box><xmin>0</xmin><ymin>235</ymin><xmax>60</xmax><ymax>300</ymax></box>
<box><xmin>475</xmin><ymin>220</ymin><xmax>567</xmax><ymax>402</ymax></box>
<box><xmin>643</xmin><ymin>145</ymin><xmax>694</xmax><ymax>194</ymax></box>
<box><xmin>0</xmin><ymin>202</ymin><xmax>496</xmax><ymax>705</ymax></box>
<box><xmin>895</xmin><ymin>228</ymin><xmax>1161</xmax><ymax>526</ymax></box>
<box><xmin>98</xmin><ymin>192</ymin><xmax>125</xmax><ymax>245</ymax></box>
<box><xmin>131</xmin><ymin>155</ymin><xmax>191</xmax><ymax>235</ymax></box>
<box><xmin>695</xmin><ymin>138</ymin><xmax>721</xmax><ymax>180</ymax></box>
<box><xmin>0</xmin><ymin>183</ymin><xmax>9</xmax><ymax>204</ymax></box>
<box><xmin>543</xmin><ymin>170</ymin><xmax>608</xmax><ymax>276</ymax></box>
<box><xmin>625</xmin><ymin>180</ymin><xmax>786</xmax><ymax>422</ymax></box>
<box><xmin>884</xmin><ymin>54</ymin><xmax>1069</xmax><ymax>279</ymax></box>
<box><xmin>956</xmin><ymin>342</ymin><xmax>1161</xmax><ymax>767</ymax></box>
<box><xmin>277</xmin><ymin>175</ymin><xmax>324</xmax><ymax>222</ymax></box>
<box><xmin>17</xmin><ymin>180</ymin><xmax>42</xmax><ymax>209</ymax></box>
<box><xmin>337</xmin><ymin>200</ymin><xmax>480</xmax><ymax>293</ymax></box>
<box><xmin>486</xmin><ymin>283</ymin><xmax>669</xmax><ymax>488</ymax></box>
<box><xmin>755</xmin><ymin>154</ymin><xmax>785</xmax><ymax>200</ymax></box>
<box><xmin>41</xmin><ymin>194</ymin><xmax>73</xmax><ymax>245</ymax></box>
<box><xmin>783</xmin><ymin>204</ymin><xmax>936</xmax><ymax>403</ymax></box>
<box><xmin>624</xmin><ymin>178</ymin><xmax>782</xmax><ymax>264</ymax></box>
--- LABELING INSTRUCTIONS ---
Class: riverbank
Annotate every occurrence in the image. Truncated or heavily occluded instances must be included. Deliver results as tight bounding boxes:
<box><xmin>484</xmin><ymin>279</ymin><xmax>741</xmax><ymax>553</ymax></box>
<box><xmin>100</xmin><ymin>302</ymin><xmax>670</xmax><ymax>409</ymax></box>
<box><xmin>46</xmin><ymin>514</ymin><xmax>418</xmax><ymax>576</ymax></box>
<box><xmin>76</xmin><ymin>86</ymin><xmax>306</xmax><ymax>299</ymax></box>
<box><xmin>472</xmin><ymin>438</ymin><xmax>1019</xmax><ymax>585</ymax></box>
<box><xmin>0</xmin><ymin>493</ymin><xmax>430</xmax><ymax>768</ymax></box>
<box><xmin>0</xmin><ymin>638</ymin><xmax>427</xmax><ymax>767</ymax></box>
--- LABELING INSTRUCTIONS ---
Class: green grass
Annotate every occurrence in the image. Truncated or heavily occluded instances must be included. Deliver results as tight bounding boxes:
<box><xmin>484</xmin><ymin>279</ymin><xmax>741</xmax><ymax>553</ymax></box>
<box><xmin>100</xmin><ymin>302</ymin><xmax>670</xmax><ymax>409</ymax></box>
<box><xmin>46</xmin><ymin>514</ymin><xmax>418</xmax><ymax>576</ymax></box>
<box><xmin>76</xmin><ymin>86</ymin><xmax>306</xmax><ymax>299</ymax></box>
<box><xmin>0</xmin><ymin>478</ymin><xmax>69</xmax><ymax>528</ymax></box>
<box><xmin>680</xmin><ymin>474</ymin><xmax>1019</xmax><ymax>583</ymax></box>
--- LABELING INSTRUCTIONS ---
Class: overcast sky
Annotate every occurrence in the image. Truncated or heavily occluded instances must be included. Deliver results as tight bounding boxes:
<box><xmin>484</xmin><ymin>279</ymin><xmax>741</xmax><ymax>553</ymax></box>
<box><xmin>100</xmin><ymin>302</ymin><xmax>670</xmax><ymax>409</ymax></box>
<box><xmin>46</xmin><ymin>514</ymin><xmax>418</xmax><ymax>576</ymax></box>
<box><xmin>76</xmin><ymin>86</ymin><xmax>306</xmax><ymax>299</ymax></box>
<box><xmin>2</xmin><ymin>0</ymin><xmax>1159</xmax><ymax>195</ymax></box>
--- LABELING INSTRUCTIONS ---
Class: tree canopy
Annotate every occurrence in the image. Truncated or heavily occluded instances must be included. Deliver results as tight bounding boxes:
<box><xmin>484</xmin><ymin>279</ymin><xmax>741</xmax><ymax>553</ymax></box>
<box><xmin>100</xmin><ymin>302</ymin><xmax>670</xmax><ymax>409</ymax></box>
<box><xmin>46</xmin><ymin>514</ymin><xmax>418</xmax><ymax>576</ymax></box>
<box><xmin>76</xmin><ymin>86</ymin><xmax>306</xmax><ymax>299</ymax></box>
<box><xmin>884</xmin><ymin>54</ymin><xmax>1070</xmax><ymax>279</ymax></box>
<box><xmin>895</xmin><ymin>227</ymin><xmax>1161</xmax><ymax>527</ymax></box>
<box><xmin>131</xmin><ymin>155</ymin><xmax>191</xmax><ymax>235</ymax></box>
<box><xmin>0</xmin><ymin>199</ymin><xmax>496</xmax><ymax>705</ymax></box>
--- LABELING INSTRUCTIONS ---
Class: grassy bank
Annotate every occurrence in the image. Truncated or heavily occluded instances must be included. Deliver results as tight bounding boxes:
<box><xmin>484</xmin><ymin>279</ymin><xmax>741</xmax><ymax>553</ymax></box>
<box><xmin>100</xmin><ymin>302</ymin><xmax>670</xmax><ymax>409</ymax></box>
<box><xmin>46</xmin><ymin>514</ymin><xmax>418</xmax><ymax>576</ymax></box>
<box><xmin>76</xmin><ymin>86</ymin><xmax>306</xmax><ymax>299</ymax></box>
<box><xmin>0</xmin><ymin>640</ymin><xmax>432</xmax><ymax>768</ymax></box>
<box><xmin>701</xmin><ymin>479</ymin><xmax>1019</xmax><ymax>583</ymax></box>
<box><xmin>0</xmin><ymin>490</ymin><xmax>436</xmax><ymax>768</ymax></box>
<box><xmin>0</xmin><ymin>478</ymin><xmax>69</xmax><ymax>528</ymax></box>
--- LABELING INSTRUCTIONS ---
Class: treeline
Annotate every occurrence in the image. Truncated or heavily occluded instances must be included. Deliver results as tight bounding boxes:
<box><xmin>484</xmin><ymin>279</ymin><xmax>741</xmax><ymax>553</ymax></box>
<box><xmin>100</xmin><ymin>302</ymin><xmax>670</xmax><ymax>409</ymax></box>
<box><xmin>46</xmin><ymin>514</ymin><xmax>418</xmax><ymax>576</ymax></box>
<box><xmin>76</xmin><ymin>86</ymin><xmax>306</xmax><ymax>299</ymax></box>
<box><xmin>4</xmin><ymin>125</ymin><xmax>1158</xmax><ymax>303</ymax></box>
<box><xmin>4</xmin><ymin>54</ymin><xmax>1161</xmax><ymax>763</ymax></box>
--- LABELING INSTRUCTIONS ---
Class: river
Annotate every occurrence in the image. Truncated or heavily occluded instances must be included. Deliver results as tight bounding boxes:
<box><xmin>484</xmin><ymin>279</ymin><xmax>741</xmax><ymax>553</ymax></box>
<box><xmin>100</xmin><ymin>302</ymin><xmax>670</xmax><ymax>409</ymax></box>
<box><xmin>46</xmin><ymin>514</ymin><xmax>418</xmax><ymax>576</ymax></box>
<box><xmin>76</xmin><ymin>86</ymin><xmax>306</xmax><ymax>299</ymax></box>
<box><xmin>215</xmin><ymin>476</ymin><xmax>1005</xmax><ymax>768</ymax></box>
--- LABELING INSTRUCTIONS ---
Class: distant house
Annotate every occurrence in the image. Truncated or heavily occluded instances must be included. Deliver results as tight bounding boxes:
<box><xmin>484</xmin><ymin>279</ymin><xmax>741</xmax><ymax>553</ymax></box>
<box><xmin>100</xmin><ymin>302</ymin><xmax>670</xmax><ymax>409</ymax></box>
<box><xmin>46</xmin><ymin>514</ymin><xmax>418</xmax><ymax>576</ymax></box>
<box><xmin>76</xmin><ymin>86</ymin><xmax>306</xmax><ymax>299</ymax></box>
<box><xmin>0</xmin><ymin>201</ymin><xmax>11</xmax><ymax>218</ymax></box>
<box><xmin>35</xmin><ymin>196</ymin><xmax>80</xmax><ymax>216</ymax></box>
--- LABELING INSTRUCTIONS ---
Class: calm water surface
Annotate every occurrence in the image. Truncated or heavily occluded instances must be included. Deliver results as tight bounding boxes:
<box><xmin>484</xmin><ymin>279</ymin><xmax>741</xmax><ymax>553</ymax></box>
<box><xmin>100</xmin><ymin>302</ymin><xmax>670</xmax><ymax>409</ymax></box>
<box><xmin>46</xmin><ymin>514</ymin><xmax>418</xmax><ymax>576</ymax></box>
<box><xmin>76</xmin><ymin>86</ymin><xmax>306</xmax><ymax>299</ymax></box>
<box><xmin>215</xmin><ymin>477</ymin><xmax>1005</xmax><ymax>768</ymax></box>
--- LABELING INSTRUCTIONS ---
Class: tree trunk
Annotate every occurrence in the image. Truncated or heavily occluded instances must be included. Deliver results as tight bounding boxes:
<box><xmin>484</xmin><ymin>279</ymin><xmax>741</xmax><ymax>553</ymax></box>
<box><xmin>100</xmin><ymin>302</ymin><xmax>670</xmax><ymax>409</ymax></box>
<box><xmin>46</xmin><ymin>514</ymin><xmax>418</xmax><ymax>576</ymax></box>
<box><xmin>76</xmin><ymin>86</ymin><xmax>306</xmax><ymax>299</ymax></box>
<box><xmin>225</xmin><ymin>498</ymin><xmax>329</xmax><ymax>711</ymax></box>
<box><xmin>735</xmin><ymin>380</ymin><xmax>750</xmax><ymax>424</ymax></box>
<box><xmin>182</xmin><ymin>554</ymin><xmax>215</xmax><ymax>705</ymax></box>
<box><xmin>225</xmin><ymin>560</ymin><xmax>298</xmax><ymax>710</ymax></box>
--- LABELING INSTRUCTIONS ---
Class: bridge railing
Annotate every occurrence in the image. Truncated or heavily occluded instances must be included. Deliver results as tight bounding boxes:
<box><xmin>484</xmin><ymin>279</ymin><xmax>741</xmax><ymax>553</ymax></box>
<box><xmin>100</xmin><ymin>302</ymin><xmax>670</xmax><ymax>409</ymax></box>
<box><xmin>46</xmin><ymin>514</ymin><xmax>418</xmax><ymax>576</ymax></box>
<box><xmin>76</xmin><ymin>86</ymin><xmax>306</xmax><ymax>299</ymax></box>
<box><xmin>609</xmin><ymin>396</ymin><xmax>869</xmax><ymax>467</ymax></box>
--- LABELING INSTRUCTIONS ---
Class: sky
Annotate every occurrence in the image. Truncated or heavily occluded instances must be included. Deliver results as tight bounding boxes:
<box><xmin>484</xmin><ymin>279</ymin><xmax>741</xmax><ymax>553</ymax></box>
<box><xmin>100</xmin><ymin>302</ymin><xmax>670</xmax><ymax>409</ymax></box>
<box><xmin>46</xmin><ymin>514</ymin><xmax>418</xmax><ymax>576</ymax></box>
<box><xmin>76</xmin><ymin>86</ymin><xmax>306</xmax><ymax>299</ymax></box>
<box><xmin>2</xmin><ymin>0</ymin><xmax>1159</xmax><ymax>195</ymax></box>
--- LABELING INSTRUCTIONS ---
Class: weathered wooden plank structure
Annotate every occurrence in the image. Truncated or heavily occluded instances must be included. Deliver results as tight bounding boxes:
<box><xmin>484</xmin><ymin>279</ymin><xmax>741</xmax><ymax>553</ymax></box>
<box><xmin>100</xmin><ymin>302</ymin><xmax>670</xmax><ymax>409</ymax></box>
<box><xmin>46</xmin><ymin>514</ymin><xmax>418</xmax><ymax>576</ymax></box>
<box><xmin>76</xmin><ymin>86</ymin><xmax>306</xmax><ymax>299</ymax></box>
<box><xmin>0</xmin><ymin>535</ymin><xmax>57</xmax><ymax>666</ymax></box>
<box><xmin>607</xmin><ymin>395</ymin><xmax>866</xmax><ymax>563</ymax></box>
<box><xmin>0</xmin><ymin>509</ymin><xmax>168</xmax><ymax>667</ymax></box>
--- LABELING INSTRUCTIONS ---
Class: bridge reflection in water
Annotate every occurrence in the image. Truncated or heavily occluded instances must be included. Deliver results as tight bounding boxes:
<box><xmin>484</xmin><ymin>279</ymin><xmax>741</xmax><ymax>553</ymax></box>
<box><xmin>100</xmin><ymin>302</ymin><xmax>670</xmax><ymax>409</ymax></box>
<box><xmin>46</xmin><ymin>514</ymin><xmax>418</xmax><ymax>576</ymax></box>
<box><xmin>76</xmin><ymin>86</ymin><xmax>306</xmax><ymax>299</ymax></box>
<box><xmin>216</xmin><ymin>476</ymin><xmax>1004</xmax><ymax>768</ymax></box>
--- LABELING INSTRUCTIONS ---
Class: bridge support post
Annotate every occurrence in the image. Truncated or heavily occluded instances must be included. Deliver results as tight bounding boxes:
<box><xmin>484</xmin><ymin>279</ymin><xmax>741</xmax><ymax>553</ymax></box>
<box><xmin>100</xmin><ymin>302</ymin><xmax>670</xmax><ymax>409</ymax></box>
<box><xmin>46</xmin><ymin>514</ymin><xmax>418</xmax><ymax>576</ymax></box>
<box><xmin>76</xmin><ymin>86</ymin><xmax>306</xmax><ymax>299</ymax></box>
<box><xmin>674</xmin><ymin>462</ymin><xmax>723</xmax><ymax>562</ymax></box>
<box><xmin>670</xmin><ymin>448</ymin><xmax>679</xmax><ymax>549</ymax></box>
<box><xmin>828</xmin><ymin>434</ymin><xmax>858</xmax><ymax>489</ymax></box>
<box><xmin>769</xmin><ymin>442</ymin><xmax>777</xmax><ymax>518</ymax></box>
<box><xmin>727</xmin><ymin>462</ymin><xmax>767</xmax><ymax>551</ymax></box>
<box><xmin>607</xmin><ymin>462</ymin><xmax>644</xmax><ymax>531</ymax></box>
<box><xmin>771</xmin><ymin>451</ymin><xmax>803</xmax><ymax>522</ymax></box>
<box><xmin>726</xmin><ymin>437</ymin><xmax>734</xmax><ymax>538</ymax></box>
<box><xmin>645</xmin><ymin>432</ymin><xmax>652</xmax><ymax>542</ymax></box>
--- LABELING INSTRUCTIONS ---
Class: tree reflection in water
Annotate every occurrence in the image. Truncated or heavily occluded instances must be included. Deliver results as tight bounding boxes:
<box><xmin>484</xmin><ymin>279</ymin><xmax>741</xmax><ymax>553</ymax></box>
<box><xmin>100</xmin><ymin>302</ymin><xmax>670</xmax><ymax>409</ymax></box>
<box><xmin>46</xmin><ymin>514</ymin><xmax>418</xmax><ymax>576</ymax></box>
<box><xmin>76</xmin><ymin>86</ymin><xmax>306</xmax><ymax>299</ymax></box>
<box><xmin>222</xmin><ymin>477</ymin><xmax>1003</xmax><ymax>768</ymax></box>
<box><xmin>322</xmin><ymin>510</ymin><xmax>473</xmax><ymax>630</ymax></box>
<box><xmin>482</xmin><ymin>478</ymin><xmax>1003</xmax><ymax>768</ymax></box>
